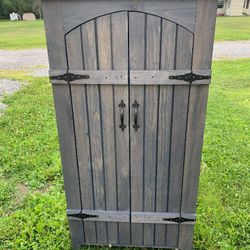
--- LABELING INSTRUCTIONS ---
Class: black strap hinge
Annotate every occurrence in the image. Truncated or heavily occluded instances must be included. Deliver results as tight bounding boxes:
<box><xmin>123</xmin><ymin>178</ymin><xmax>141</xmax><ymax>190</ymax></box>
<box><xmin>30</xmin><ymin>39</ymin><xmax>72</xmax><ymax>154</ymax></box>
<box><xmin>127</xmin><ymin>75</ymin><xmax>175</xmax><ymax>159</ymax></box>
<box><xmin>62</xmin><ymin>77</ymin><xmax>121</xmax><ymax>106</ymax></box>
<box><xmin>50</xmin><ymin>72</ymin><xmax>90</xmax><ymax>82</ymax></box>
<box><xmin>163</xmin><ymin>217</ymin><xmax>196</xmax><ymax>223</ymax></box>
<box><xmin>67</xmin><ymin>213</ymin><xmax>98</xmax><ymax>220</ymax></box>
<box><xmin>169</xmin><ymin>72</ymin><xmax>211</xmax><ymax>83</ymax></box>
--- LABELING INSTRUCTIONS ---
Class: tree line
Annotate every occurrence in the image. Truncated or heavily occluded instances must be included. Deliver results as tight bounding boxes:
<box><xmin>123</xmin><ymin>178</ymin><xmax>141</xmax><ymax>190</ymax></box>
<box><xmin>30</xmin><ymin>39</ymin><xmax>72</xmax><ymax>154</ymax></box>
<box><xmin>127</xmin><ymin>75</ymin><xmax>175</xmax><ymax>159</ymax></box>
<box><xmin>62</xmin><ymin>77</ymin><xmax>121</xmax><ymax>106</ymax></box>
<box><xmin>0</xmin><ymin>0</ymin><xmax>42</xmax><ymax>19</ymax></box>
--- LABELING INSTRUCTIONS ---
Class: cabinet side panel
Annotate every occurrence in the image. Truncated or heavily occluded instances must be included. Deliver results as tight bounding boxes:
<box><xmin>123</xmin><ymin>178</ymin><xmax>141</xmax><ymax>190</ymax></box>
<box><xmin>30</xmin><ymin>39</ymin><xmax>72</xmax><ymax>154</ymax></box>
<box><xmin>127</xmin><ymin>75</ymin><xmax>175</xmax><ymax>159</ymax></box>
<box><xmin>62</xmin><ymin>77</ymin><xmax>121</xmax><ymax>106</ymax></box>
<box><xmin>179</xmin><ymin>1</ymin><xmax>217</xmax><ymax>249</ymax></box>
<box><xmin>42</xmin><ymin>0</ymin><xmax>84</xmax><ymax>248</ymax></box>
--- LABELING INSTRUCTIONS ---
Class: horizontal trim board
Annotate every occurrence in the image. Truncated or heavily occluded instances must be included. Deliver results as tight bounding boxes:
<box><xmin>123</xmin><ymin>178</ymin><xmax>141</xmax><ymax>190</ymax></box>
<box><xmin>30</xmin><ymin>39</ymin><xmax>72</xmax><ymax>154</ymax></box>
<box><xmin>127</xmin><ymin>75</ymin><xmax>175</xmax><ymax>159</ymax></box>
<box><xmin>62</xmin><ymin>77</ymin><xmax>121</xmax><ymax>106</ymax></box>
<box><xmin>78</xmin><ymin>242</ymin><xmax>178</xmax><ymax>249</ymax></box>
<box><xmin>49</xmin><ymin>70</ymin><xmax>211</xmax><ymax>85</ymax></box>
<box><xmin>67</xmin><ymin>209</ymin><xmax>130</xmax><ymax>222</ymax></box>
<box><xmin>130</xmin><ymin>70</ymin><xmax>211</xmax><ymax>85</ymax></box>
<box><xmin>49</xmin><ymin>70</ymin><xmax>128</xmax><ymax>85</ymax></box>
<box><xmin>67</xmin><ymin>209</ymin><xmax>196</xmax><ymax>225</ymax></box>
<box><xmin>131</xmin><ymin>212</ymin><xmax>196</xmax><ymax>225</ymax></box>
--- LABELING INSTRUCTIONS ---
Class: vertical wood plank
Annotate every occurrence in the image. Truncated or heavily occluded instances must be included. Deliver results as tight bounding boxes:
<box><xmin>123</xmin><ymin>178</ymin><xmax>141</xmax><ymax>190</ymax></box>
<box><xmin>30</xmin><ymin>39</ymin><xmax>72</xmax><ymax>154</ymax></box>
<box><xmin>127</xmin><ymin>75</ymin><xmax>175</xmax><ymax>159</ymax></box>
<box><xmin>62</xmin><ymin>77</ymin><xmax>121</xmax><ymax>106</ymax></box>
<box><xmin>82</xmin><ymin>20</ymin><xmax>107</xmax><ymax>244</ymax></box>
<box><xmin>143</xmin><ymin>14</ymin><xmax>161</xmax><ymax>246</ymax></box>
<box><xmin>96</xmin><ymin>15</ymin><xmax>118</xmax><ymax>244</ymax></box>
<box><xmin>111</xmin><ymin>11</ymin><xmax>130</xmax><ymax>245</ymax></box>
<box><xmin>155</xmin><ymin>20</ymin><xmax>176</xmax><ymax>247</ymax></box>
<box><xmin>179</xmin><ymin>1</ymin><xmax>217</xmax><ymax>249</ymax></box>
<box><xmin>129</xmin><ymin>11</ymin><xmax>145</xmax><ymax>246</ymax></box>
<box><xmin>166</xmin><ymin>26</ymin><xmax>193</xmax><ymax>248</ymax></box>
<box><xmin>42</xmin><ymin>0</ymin><xmax>84</xmax><ymax>248</ymax></box>
<box><xmin>66</xmin><ymin>26</ymin><xmax>93</xmax><ymax>246</ymax></box>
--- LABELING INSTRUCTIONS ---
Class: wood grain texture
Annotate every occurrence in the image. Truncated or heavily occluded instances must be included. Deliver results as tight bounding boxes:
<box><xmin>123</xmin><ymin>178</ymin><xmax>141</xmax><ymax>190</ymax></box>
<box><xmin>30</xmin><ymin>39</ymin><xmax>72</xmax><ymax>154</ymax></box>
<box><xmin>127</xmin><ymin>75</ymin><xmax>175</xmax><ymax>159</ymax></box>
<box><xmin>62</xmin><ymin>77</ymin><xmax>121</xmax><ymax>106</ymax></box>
<box><xmin>129</xmin><ymin>11</ymin><xmax>145</xmax><ymax>246</ymax></box>
<box><xmin>111</xmin><ymin>11</ymin><xmax>131</xmax><ymax>245</ymax></box>
<box><xmin>96</xmin><ymin>15</ymin><xmax>118</xmax><ymax>244</ymax></box>
<box><xmin>166</xmin><ymin>25</ymin><xmax>193</xmax><ymax>248</ymax></box>
<box><xmin>43</xmin><ymin>1</ymin><xmax>217</xmax><ymax>248</ymax></box>
<box><xmin>66</xmin><ymin>23</ymin><xmax>96</xmax><ymax>244</ymax></box>
<box><xmin>42</xmin><ymin>0</ymin><xmax>67</xmax><ymax>69</ymax></box>
<box><xmin>42</xmin><ymin>0</ymin><xmax>85</xmax><ymax>248</ymax></box>
<box><xmin>82</xmin><ymin>19</ymin><xmax>107</xmax><ymax>244</ymax></box>
<box><xmin>143</xmin><ymin>14</ymin><xmax>161</xmax><ymax>246</ymax></box>
<box><xmin>178</xmin><ymin>1</ymin><xmax>217</xmax><ymax>249</ymax></box>
<box><xmin>155</xmin><ymin>20</ymin><xmax>176</xmax><ymax>247</ymax></box>
<box><xmin>61</xmin><ymin>0</ymin><xmax>196</xmax><ymax>34</ymax></box>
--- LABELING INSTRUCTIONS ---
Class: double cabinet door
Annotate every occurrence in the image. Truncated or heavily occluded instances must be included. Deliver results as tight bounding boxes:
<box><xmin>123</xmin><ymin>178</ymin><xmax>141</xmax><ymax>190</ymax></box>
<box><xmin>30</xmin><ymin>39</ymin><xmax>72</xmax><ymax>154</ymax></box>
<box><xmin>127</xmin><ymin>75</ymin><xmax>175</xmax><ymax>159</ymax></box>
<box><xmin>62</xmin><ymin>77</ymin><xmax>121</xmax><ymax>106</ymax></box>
<box><xmin>63</xmin><ymin>10</ymin><xmax>195</xmax><ymax>248</ymax></box>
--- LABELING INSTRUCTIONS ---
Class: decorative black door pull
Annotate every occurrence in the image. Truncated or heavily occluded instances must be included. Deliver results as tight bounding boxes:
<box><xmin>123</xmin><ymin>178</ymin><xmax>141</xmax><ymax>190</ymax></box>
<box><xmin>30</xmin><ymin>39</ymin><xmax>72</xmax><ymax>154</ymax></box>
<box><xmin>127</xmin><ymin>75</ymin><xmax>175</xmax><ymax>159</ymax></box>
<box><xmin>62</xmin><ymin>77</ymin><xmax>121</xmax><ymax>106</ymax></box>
<box><xmin>132</xmin><ymin>100</ymin><xmax>140</xmax><ymax>132</ymax></box>
<box><xmin>119</xmin><ymin>100</ymin><xmax>126</xmax><ymax>131</ymax></box>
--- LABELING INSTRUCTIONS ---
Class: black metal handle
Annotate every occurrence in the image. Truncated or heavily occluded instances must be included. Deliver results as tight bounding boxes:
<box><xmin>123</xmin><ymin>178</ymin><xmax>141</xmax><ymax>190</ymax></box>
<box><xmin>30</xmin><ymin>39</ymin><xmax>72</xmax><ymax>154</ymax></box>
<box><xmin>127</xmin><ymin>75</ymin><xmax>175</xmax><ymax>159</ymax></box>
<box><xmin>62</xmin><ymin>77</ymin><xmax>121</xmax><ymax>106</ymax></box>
<box><xmin>132</xmin><ymin>100</ymin><xmax>140</xmax><ymax>132</ymax></box>
<box><xmin>119</xmin><ymin>100</ymin><xmax>126</xmax><ymax>132</ymax></box>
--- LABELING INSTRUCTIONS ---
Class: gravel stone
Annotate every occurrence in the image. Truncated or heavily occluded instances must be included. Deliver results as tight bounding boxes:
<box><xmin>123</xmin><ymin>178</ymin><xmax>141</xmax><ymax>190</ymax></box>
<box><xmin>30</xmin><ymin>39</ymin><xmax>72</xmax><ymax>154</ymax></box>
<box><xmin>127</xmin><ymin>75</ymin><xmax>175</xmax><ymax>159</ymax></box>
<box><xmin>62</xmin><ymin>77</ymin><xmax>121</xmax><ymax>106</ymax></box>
<box><xmin>213</xmin><ymin>41</ymin><xmax>250</xmax><ymax>60</ymax></box>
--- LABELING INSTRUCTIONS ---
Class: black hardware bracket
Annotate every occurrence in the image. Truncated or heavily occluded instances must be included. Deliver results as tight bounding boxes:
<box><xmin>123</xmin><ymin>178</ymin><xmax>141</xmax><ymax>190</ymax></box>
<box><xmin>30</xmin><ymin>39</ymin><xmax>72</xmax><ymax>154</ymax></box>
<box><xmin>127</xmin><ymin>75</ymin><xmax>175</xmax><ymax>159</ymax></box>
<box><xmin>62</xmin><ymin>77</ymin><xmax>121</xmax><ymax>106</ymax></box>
<box><xmin>163</xmin><ymin>217</ymin><xmax>196</xmax><ymax>224</ymax></box>
<box><xmin>132</xmin><ymin>100</ymin><xmax>140</xmax><ymax>132</ymax></box>
<box><xmin>50</xmin><ymin>72</ymin><xmax>90</xmax><ymax>82</ymax></box>
<box><xmin>119</xmin><ymin>100</ymin><xmax>126</xmax><ymax>132</ymax></box>
<box><xmin>169</xmin><ymin>72</ymin><xmax>211</xmax><ymax>83</ymax></box>
<box><xmin>67</xmin><ymin>213</ymin><xmax>98</xmax><ymax>220</ymax></box>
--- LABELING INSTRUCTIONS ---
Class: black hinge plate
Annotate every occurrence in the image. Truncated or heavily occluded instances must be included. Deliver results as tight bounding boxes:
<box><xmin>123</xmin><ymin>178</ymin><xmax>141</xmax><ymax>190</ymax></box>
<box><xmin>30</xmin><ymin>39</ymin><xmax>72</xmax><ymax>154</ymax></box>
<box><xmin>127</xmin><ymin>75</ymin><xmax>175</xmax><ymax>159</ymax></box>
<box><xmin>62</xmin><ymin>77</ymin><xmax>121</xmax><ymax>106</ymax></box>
<box><xmin>163</xmin><ymin>217</ymin><xmax>196</xmax><ymax>223</ymax></box>
<box><xmin>50</xmin><ymin>72</ymin><xmax>90</xmax><ymax>82</ymax></box>
<box><xmin>169</xmin><ymin>72</ymin><xmax>211</xmax><ymax>83</ymax></box>
<box><xmin>67</xmin><ymin>213</ymin><xmax>98</xmax><ymax>220</ymax></box>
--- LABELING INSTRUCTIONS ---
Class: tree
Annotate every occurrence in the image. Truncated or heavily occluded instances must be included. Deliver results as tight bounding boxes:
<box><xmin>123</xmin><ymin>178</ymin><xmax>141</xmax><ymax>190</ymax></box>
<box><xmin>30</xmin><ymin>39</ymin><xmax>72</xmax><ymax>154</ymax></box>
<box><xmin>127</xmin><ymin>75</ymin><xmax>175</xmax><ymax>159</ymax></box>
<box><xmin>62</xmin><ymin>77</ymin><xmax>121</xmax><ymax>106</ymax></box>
<box><xmin>0</xmin><ymin>0</ymin><xmax>9</xmax><ymax>19</ymax></box>
<box><xmin>32</xmin><ymin>0</ymin><xmax>42</xmax><ymax>19</ymax></box>
<box><xmin>3</xmin><ymin>0</ymin><xmax>33</xmax><ymax>19</ymax></box>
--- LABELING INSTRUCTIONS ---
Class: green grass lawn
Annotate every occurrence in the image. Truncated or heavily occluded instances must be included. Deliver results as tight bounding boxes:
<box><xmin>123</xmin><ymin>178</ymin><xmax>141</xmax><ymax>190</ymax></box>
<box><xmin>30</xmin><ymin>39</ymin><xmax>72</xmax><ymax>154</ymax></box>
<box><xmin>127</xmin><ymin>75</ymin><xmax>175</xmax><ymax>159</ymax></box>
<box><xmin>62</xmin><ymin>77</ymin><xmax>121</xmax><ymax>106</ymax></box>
<box><xmin>0</xmin><ymin>59</ymin><xmax>249</xmax><ymax>249</ymax></box>
<box><xmin>215</xmin><ymin>16</ymin><xmax>250</xmax><ymax>41</ymax></box>
<box><xmin>0</xmin><ymin>16</ymin><xmax>250</xmax><ymax>50</ymax></box>
<box><xmin>0</xmin><ymin>20</ymin><xmax>46</xmax><ymax>49</ymax></box>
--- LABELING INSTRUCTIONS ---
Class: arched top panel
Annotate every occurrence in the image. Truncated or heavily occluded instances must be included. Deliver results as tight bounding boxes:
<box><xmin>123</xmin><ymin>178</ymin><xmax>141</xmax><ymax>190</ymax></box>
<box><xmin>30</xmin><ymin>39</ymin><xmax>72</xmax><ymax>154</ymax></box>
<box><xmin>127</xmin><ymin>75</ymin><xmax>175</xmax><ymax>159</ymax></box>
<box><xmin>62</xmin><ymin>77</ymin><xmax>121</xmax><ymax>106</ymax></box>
<box><xmin>62</xmin><ymin>0</ymin><xmax>196</xmax><ymax>34</ymax></box>
<box><xmin>66</xmin><ymin>10</ymin><xmax>194</xmax><ymax>36</ymax></box>
<box><xmin>65</xmin><ymin>11</ymin><xmax>194</xmax><ymax>72</ymax></box>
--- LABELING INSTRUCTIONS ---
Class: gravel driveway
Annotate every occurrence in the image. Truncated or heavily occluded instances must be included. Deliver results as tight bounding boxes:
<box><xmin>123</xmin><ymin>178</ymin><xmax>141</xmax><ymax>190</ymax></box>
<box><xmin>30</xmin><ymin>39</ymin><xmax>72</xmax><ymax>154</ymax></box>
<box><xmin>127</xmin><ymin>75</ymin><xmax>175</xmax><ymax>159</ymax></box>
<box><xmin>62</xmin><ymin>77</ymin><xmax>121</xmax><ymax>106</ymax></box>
<box><xmin>213</xmin><ymin>40</ymin><xmax>250</xmax><ymax>60</ymax></box>
<box><xmin>0</xmin><ymin>49</ymin><xmax>49</xmax><ymax>77</ymax></box>
<box><xmin>0</xmin><ymin>40</ymin><xmax>249</xmax><ymax>112</ymax></box>
<box><xmin>0</xmin><ymin>41</ymin><xmax>249</xmax><ymax>77</ymax></box>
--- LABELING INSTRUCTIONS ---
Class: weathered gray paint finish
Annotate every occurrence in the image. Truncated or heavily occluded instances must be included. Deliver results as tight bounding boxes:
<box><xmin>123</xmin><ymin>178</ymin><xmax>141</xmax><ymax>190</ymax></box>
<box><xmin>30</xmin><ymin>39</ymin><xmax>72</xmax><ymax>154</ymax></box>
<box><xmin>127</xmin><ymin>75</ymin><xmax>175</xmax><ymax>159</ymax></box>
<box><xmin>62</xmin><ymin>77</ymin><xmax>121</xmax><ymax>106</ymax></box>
<box><xmin>62</xmin><ymin>0</ymin><xmax>197</xmax><ymax>34</ymax></box>
<box><xmin>42</xmin><ymin>0</ymin><xmax>217</xmax><ymax>249</ymax></box>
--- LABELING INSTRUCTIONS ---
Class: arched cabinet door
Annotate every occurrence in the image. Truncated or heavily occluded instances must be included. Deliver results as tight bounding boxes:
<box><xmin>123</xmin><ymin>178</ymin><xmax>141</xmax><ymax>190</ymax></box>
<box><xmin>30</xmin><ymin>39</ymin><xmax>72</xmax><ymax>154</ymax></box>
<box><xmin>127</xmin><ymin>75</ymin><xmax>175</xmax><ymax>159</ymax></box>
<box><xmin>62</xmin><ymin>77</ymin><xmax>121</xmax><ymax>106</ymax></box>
<box><xmin>43</xmin><ymin>0</ymin><xmax>217</xmax><ymax>249</ymax></box>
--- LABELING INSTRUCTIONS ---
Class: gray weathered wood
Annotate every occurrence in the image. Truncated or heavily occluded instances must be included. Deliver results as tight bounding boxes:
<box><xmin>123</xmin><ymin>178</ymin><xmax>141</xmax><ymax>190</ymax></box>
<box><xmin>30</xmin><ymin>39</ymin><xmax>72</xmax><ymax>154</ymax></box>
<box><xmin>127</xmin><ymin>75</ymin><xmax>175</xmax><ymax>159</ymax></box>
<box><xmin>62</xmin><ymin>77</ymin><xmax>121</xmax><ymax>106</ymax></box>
<box><xmin>68</xmin><ymin>210</ymin><xmax>130</xmax><ymax>223</ymax></box>
<box><xmin>111</xmin><ymin>11</ymin><xmax>131</xmax><ymax>245</ymax></box>
<box><xmin>43</xmin><ymin>1</ymin><xmax>217</xmax><ymax>249</ymax></box>
<box><xmin>130</xmin><ymin>70</ymin><xmax>210</xmax><ymax>85</ymax></box>
<box><xmin>49</xmin><ymin>70</ymin><xmax>128</xmax><ymax>85</ymax></box>
<box><xmin>132</xmin><ymin>212</ymin><xmax>195</xmax><ymax>225</ymax></box>
<box><xmin>42</xmin><ymin>0</ymin><xmax>67</xmax><ymax>70</ymax></box>
<box><xmin>166</xmin><ymin>25</ymin><xmax>193</xmax><ymax>247</ymax></box>
<box><xmin>82</xmin><ymin>19</ymin><xmax>107</xmax><ymax>244</ymax></box>
<box><xmin>129</xmin><ymin>11</ymin><xmax>145</xmax><ymax>246</ymax></box>
<box><xmin>42</xmin><ymin>0</ymin><xmax>85</xmax><ymax>247</ymax></box>
<box><xmin>96</xmin><ymin>14</ymin><xmax>118</xmax><ymax>244</ymax></box>
<box><xmin>155</xmin><ymin>20</ymin><xmax>176</xmax><ymax>247</ymax></box>
<box><xmin>62</xmin><ymin>0</ymin><xmax>196</xmax><ymax>34</ymax></box>
<box><xmin>178</xmin><ymin>1</ymin><xmax>217</xmax><ymax>249</ymax></box>
<box><xmin>143</xmin><ymin>14</ymin><xmax>161</xmax><ymax>246</ymax></box>
<box><xmin>50</xmin><ymin>69</ymin><xmax>211</xmax><ymax>85</ymax></box>
<box><xmin>66</xmin><ymin>23</ymin><xmax>97</xmax><ymax>244</ymax></box>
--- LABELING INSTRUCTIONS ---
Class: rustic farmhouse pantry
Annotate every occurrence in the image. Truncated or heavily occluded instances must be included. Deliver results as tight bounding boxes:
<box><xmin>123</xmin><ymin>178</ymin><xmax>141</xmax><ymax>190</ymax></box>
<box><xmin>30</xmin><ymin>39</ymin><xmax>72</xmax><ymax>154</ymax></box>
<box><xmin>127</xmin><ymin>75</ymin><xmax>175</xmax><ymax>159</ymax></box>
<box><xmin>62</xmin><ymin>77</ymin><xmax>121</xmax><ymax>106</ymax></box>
<box><xmin>42</xmin><ymin>0</ymin><xmax>217</xmax><ymax>249</ymax></box>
